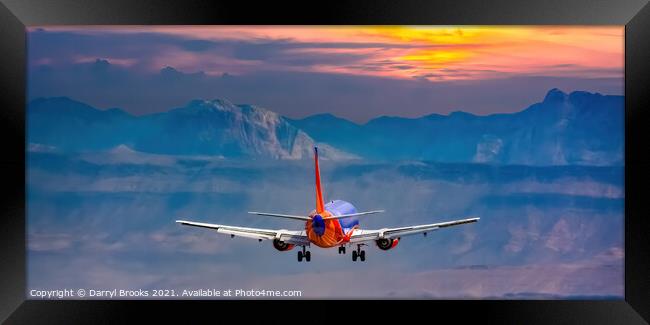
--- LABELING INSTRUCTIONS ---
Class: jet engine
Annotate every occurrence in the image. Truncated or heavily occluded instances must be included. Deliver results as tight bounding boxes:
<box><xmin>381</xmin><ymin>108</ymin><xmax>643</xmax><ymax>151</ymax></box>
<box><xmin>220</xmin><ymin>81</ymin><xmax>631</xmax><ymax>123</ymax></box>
<box><xmin>272</xmin><ymin>239</ymin><xmax>295</xmax><ymax>251</ymax></box>
<box><xmin>376</xmin><ymin>238</ymin><xmax>399</xmax><ymax>250</ymax></box>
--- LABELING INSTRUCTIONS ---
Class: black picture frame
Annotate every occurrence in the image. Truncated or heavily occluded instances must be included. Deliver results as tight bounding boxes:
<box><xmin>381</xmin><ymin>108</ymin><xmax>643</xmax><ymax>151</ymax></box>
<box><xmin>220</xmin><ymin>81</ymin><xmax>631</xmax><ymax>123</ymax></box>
<box><xmin>0</xmin><ymin>0</ymin><xmax>648</xmax><ymax>323</ymax></box>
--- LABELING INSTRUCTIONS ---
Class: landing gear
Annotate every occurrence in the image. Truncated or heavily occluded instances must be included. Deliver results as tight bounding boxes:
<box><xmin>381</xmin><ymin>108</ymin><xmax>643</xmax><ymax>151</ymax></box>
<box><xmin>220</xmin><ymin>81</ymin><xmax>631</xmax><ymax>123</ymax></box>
<box><xmin>338</xmin><ymin>246</ymin><xmax>346</xmax><ymax>254</ymax></box>
<box><xmin>352</xmin><ymin>244</ymin><xmax>366</xmax><ymax>262</ymax></box>
<box><xmin>298</xmin><ymin>246</ymin><xmax>311</xmax><ymax>262</ymax></box>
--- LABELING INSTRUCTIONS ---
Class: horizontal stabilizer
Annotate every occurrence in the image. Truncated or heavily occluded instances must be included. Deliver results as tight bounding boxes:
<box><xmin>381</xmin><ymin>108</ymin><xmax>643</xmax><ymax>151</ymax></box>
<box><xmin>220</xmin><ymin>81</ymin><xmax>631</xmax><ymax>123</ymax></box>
<box><xmin>247</xmin><ymin>212</ymin><xmax>311</xmax><ymax>221</ymax></box>
<box><xmin>323</xmin><ymin>210</ymin><xmax>385</xmax><ymax>220</ymax></box>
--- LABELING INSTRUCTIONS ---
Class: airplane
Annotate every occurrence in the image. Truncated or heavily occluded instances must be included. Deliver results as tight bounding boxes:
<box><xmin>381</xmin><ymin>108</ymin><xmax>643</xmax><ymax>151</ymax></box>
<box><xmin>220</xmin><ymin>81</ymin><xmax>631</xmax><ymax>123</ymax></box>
<box><xmin>176</xmin><ymin>147</ymin><xmax>479</xmax><ymax>262</ymax></box>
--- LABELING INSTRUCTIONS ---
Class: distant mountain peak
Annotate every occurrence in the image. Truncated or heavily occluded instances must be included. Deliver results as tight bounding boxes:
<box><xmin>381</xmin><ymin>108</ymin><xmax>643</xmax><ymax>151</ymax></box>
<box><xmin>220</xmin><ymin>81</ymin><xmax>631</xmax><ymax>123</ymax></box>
<box><xmin>209</xmin><ymin>98</ymin><xmax>237</xmax><ymax>107</ymax></box>
<box><xmin>182</xmin><ymin>98</ymin><xmax>241</xmax><ymax>114</ymax></box>
<box><xmin>568</xmin><ymin>90</ymin><xmax>604</xmax><ymax>103</ymax></box>
<box><xmin>309</xmin><ymin>113</ymin><xmax>337</xmax><ymax>119</ymax></box>
<box><xmin>32</xmin><ymin>96</ymin><xmax>77</xmax><ymax>104</ymax></box>
<box><xmin>449</xmin><ymin>110</ymin><xmax>475</xmax><ymax>118</ymax></box>
<box><xmin>104</xmin><ymin>107</ymin><xmax>132</xmax><ymax>117</ymax></box>
<box><xmin>297</xmin><ymin>112</ymin><xmax>353</xmax><ymax>123</ymax></box>
<box><xmin>30</xmin><ymin>97</ymin><xmax>100</xmax><ymax>114</ymax></box>
<box><xmin>543</xmin><ymin>88</ymin><xmax>568</xmax><ymax>103</ymax></box>
<box><xmin>187</xmin><ymin>98</ymin><xmax>235</xmax><ymax>107</ymax></box>
<box><xmin>180</xmin><ymin>99</ymin><xmax>287</xmax><ymax>127</ymax></box>
<box><xmin>109</xmin><ymin>144</ymin><xmax>137</xmax><ymax>154</ymax></box>
<box><xmin>30</xmin><ymin>97</ymin><xmax>134</xmax><ymax>120</ymax></box>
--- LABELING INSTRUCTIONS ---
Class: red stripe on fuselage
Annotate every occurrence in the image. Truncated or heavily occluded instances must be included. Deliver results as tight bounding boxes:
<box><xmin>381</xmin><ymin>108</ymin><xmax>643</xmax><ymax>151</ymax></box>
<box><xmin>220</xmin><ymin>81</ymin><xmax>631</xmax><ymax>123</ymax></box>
<box><xmin>341</xmin><ymin>224</ymin><xmax>359</xmax><ymax>244</ymax></box>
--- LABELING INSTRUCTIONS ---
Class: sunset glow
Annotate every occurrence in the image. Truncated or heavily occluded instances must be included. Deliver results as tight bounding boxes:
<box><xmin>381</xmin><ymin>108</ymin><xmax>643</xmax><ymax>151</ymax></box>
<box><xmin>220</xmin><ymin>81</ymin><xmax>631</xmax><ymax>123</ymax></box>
<box><xmin>28</xmin><ymin>25</ymin><xmax>624</xmax><ymax>119</ymax></box>
<box><xmin>30</xmin><ymin>26</ymin><xmax>623</xmax><ymax>81</ymax></box>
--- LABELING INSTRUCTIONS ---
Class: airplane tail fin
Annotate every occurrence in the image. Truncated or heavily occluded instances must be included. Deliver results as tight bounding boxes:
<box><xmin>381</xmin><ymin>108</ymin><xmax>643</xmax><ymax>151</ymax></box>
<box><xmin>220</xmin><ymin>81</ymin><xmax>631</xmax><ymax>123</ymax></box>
<box><xmin>314</xmin><ymin>147</ymin><xmax>325</xmax><ymax>214</ymax></box>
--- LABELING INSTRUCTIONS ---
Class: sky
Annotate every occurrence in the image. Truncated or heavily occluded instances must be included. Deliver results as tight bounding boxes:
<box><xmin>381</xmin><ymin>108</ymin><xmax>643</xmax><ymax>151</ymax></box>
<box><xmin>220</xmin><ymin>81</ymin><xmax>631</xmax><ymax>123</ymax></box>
<box><xmin>27</xmin><ymin>26</ymin><xmax>624</xmax><ymax>122</ymax></box>
<box><xmin>26</xmin><ymin>26</ymin><xmax>625</xmax><ymax>298</ymax></box>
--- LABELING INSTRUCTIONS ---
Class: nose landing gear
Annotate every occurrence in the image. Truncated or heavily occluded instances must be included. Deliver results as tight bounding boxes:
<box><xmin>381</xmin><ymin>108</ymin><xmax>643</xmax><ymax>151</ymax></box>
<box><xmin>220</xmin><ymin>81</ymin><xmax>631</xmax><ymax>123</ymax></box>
<box><xmin>351</xmin><ymin>244</ymin><xmax>366</xmax><ymax>262</ymax></box>
<box><xmin>338</xmin><ymin>246</ymin><xmax>346</xmax><ymax>254</ymax></box>
<box><xmin>297</xmin><ymin>246</ymin><xmax>311</xmax><ymax>262</ymax></box>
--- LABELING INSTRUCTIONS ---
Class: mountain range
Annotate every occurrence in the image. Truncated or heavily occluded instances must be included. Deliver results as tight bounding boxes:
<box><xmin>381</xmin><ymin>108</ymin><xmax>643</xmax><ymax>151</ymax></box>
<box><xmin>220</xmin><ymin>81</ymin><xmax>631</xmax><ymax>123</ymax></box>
<box><xmin>27</xmin><ymin>88</ymin><xmax>624</xmax><ymax>165</ymax></box>
<box><xmin>28</xmin><ymin>97</ymin><xmax>352</xmax><ymax>160</ymax></box>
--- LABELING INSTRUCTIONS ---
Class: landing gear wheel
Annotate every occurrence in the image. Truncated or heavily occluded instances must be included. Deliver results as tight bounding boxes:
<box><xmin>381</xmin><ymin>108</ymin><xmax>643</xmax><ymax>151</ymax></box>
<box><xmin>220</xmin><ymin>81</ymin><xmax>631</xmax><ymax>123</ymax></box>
<box><xmin>338</xmin><ymin>246</ymin><xmax>346</xmax><ymax>254</ymax></box>
<box><xmin>305</xmin><ymin>251</ymin><xmax>311</xmax><ymax>262</ymax></box>
<box><xmin>360</xmin><ymin>250</ymin><xmax>366</xmax><ymax>262</ymax></box>
<box><xmin>352</xmin><ymin>250</ymin><xmax>358</xmax><ymax>261</ymax></box>
<box><xmin>297</xmin><ymin>251</ymin><xmax>303</xmax><ymax>262</ymax></box>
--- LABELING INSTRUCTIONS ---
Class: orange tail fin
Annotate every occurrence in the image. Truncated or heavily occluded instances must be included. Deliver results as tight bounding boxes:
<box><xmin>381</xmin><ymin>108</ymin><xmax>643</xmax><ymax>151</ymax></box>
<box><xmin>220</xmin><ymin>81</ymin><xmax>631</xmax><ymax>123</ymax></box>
<box><xmin>314</xmin><ymin>147</ymin><xmax>325</xmax><ymax>213</ymax></box>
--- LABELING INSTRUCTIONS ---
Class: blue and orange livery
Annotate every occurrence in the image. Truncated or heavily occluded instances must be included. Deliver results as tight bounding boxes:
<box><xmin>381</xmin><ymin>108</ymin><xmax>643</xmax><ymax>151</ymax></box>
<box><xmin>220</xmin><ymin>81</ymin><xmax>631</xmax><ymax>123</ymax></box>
<box><xmin>306</xmin><ymin>147</ymin><xmax>360</xmax><ymax>247</ymax></box>
<box><xmin>177</xmin><ymin>146</ymin><xmax>479</xmax><ymax>263</ymax></box>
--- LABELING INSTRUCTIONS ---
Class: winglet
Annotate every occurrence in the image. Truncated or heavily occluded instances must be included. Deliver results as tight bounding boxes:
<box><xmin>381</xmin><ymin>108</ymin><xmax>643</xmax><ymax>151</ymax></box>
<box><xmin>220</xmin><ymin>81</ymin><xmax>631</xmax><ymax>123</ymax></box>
<box><xmin>314</xmin><ymin>146</ymin><xmax>325</xmax><ymax>213</ymax></box>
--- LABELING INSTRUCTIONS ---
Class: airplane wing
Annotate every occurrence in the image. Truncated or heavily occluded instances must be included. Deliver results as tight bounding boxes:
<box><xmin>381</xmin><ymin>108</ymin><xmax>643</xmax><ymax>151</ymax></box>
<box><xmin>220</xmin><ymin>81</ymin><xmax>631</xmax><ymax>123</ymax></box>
<box><xmin>347</xmin><ymin>217</ymin><xmax>480</xmax><ymax>243</ymax></box>
<box><xmin>175</xmin><ymin>220</ymin><xmax>310</xmax><ymax>246</ymax></box>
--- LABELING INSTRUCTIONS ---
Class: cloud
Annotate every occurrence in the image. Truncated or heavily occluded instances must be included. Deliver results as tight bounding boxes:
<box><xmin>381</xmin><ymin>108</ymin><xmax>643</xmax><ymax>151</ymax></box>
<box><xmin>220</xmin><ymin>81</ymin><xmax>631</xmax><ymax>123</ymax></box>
<box><xmin>545</xmin><ymin>219</ymin><xmax>579</xmax><ymax>253</ymax></box>
<box><xmin>450</xmin><ymin>230</ymin><xmax>477</xmax><ymax>255</ymax></box>
<box><xmin>147</xmin><ymin>228</ymin><xmax>238</xmax><ymax>255</ymax></box>
<box><xmin>504</xmin><ymin>214</ymin><xmax>542</xmax><ymax>254</ymax></box>
<box><xmin>27</xmin><ymin>28</ymin><xmax>623</xmax><ymax>123</ymax></box>
<box><xmin>28</xmin><ymin>245</ymin><xmax>623</xmax><ymax>298</ymax></box>
<box><xmin>27</xmin><ymin>154</ymin><xmax>624</xmax><ymax>298</ymax></box>
<box><xmin>28</xmin><ymin>233</ymin><xmax>74</xmax><ymax>252</ymax></box>
<box><xmin>503</xmin><ymin>178</ymin><xmax>624</xmax><ymax>199</ymax></box>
